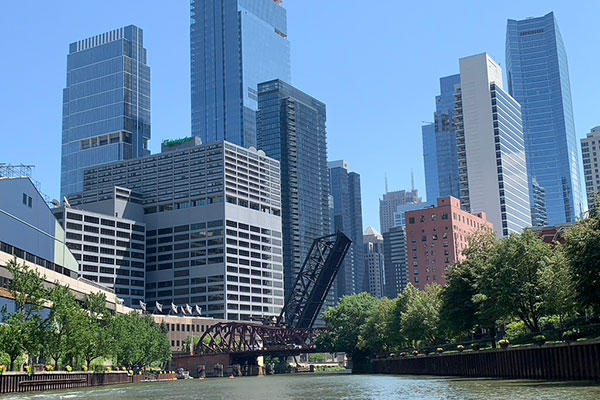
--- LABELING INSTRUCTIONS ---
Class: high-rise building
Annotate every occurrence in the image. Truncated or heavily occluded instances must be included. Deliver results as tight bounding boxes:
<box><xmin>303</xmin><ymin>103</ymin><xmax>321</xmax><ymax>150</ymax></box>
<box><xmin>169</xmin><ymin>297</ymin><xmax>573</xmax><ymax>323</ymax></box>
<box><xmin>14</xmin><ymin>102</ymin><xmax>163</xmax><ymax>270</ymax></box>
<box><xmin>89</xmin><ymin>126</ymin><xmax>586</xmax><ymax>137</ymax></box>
<box><xmin>456</xmin><ymin>53</ymin><xmax>531</xmax><ymax>237</ymax></box>
<box><xmin>379</xmin><ymin>189</ymin><xmax>422</xmax><ymax>234</ymax></box>
<box><xmin>68</xmin><ymin>141</ymin><xmax>285</xmax><ymax>321</ymax></box>
<box><xmin>363</xmin><ymin>227</ymin><xmax>384</xmax><ymax>298</ymax></box>
<box><xmin>531</xmin><ymin>178</ymin><xmax>548</xmax><ymax>227</ymax></box>
<box><xmin>191</xmin><ymin>0</ymin><xmax>291</xmax><ymax>148</ymax></box>
<box><xmin>423</xmin><ymin>74</ymin><xmax>462</xmax><ymax>204</ymax></box>
<box><xmin>329</xmin><ymin>161</ymin><xmax>365</xmax><ymax>298</ymax></box>
<box><xmin>581</xmin><ymin>126</ymin><xmax>600</xmax><ymax>211</ymax></box>
<box><xmin>406</xmin><ymin>197</ymin><xmax>494</xmax><ymax>290</ymax></box>
<box><xmin>52</xmin><ymin>207</ymin><xmax>146</xmax><ymax>308</ymax></box>
<box><xmin>61</xmin><ymin>25</ymin><xmax>151</xmax><ymax>200</ymax></box>
<box><xmin>256</xmin><ymin>80</ymin><xmax>330</xmax><ymax>304</ymax></box>
<box><xmin>383</xmin><ymin>226</ymin><xmax>408</xmax><ymax>299</ymax></box>
<box><xmin>506</xmin><ymin>12</ymin><xmax>583</xmax><ymax>224</ymax></box>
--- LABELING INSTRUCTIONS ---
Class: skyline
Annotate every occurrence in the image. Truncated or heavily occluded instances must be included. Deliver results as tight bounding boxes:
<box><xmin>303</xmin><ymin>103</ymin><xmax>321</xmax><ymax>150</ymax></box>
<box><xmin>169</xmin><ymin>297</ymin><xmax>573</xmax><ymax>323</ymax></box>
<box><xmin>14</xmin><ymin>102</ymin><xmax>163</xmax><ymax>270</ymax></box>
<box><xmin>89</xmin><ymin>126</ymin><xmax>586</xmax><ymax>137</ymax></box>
<box><xmin>1</xmin><ymin>1</ymin><xmax>599</xmax><ymax>232</ymax></box>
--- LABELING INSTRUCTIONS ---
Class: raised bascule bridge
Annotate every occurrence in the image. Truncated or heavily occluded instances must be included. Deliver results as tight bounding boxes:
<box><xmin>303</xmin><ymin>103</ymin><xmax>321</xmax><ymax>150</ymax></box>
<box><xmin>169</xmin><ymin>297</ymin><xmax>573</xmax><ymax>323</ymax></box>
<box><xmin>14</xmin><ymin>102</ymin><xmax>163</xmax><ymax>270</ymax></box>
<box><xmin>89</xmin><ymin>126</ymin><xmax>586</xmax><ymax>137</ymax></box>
<box><xmin>170</xmin><ymin>232</ymin><xmax>351</xmax><ymax>375</ymax></box>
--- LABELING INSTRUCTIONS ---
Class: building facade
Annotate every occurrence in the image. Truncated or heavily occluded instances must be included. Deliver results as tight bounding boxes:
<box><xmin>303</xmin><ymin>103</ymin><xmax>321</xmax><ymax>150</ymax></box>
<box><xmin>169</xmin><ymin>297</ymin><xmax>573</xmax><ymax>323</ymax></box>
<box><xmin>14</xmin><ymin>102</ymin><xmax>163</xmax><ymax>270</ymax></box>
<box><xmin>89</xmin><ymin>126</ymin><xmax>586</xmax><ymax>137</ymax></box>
<box><xmin>191</xmin><ymin>0</ymin><xmax>291</xmax><ymax>148</ymax></box>
<box><xmin>456</xmin><ymin>53</ymin><xmax>531</xmax><ymax>237</ymax></box>
<box><xmin>383</xmin><ymin>226</ymin><xmax>408</xmax><ymax>299</ymax></box>
<box><xmin>422</xmin><ymin>74</ymin><xmax>462</xmax><ymax>204</ymax></box>
<box><xmin>379</xmin><ymin>189</ymin><xmax>422</xmax><ymax>234</ymax></box>
<box><xmin>68</xmin><ymin>141</ymin><xmax>285</xmax><ymax>321</ymax></box>
<box><xmin>256</xmin><ymin>80</ymin><xmax>330</xmax><ymax>304</ymax></box>
<box><xmin>405</xmin><ymin>197</ymin><xmax>494</xmax><ymax>290</ymax></box>
<box><xmin>506</xmin><ymin>12</ymin><xmax>583</xmax><ymax>225</ymax></box>
<box><xmin>61</xmin><ymin>25</ymin><xmax>151</xmax><ymax>199</ymax></box>
<box><xmin>363</xmin><ymin>227</ymin><xmax>384</xmax><ymax>298</ymax></box>
<box><xmin>531</xmin><ymin>178</ymin><xmax>548</xmax><ymax>227</ymax></box>
<box><xmin>328</xmin><ymin>160</ymin><xmax>365</xmax><ymax>299</ymax></box>
<box><xmin>0</xmin><ymin>177</ymin><xmax>79</xmax><ymax>279</ymax></box>
<box><xmin>52</xmin><ymin>207</ymin><xmax>146</xmax><ymax>308</ymax></box>
<box><xmin>581</xmin><ymin>127</ymin><xmax>600</xmax><ymax>211</ymax></box>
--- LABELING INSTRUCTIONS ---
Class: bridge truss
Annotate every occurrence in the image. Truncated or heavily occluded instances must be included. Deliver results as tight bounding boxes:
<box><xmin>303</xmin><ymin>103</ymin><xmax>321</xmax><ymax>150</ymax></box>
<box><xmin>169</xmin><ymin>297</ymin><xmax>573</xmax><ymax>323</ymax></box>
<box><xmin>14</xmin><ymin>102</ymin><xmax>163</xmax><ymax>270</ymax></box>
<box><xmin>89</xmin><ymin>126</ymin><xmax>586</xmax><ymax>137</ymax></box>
<box><xmin>195</xmin><ymin>232</ymin><xmax>351</xmax><ymax>356</ymax></box>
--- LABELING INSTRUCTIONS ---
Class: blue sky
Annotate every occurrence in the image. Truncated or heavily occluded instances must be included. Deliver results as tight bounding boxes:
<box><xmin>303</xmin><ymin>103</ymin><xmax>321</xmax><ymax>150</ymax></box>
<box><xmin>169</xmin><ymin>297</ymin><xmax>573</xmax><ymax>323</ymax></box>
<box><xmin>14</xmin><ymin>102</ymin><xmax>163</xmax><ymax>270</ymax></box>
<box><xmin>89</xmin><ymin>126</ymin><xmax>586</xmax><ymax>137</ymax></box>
<box><xmin>1</xmin><ymin>1</ymin><xmax>598</xmax><ymax>232</ymax></box>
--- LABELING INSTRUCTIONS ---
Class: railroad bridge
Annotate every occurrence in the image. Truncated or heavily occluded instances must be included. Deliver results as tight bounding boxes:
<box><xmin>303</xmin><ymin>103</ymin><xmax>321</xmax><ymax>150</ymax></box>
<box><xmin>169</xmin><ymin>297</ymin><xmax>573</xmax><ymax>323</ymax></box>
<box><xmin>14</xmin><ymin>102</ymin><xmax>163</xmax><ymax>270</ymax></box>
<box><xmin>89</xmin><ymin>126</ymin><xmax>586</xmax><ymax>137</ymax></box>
<box><xmin>170</xmin><ymin>232</ymin><xmax>351</xmax><ymax>375</ymax></box>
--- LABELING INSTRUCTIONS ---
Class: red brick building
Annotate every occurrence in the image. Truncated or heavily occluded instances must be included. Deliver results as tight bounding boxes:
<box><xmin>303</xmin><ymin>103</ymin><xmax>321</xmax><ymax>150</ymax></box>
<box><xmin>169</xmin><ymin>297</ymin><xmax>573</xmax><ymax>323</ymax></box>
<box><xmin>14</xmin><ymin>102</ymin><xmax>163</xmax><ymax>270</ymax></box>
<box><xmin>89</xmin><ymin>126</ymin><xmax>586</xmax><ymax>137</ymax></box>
<box><xmin>405</xmin><ymin>197</ymin><xmax>494</xmax><ymax>290</ymax></box>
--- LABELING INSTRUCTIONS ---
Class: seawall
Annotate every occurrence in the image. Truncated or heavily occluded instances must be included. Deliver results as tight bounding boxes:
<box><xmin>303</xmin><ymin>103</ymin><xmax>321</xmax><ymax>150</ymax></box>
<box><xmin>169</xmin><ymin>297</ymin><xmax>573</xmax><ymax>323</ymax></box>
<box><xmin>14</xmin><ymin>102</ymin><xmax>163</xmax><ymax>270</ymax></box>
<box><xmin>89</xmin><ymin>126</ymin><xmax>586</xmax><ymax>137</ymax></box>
<box><xmin>365</xmin><ymin>342</ymin><xmax>600</xmax><ymax>381</ymax></box>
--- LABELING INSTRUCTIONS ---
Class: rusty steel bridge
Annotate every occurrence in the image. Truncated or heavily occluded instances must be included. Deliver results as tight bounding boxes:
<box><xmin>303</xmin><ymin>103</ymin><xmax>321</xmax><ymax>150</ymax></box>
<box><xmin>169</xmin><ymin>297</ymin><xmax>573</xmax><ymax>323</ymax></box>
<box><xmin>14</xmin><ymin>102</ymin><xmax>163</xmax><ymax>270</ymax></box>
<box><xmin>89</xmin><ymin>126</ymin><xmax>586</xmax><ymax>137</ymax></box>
<box><xmin>193</xmin><ymin>232</ymin><xmax>351</xmax><ymax>357</ymax></box>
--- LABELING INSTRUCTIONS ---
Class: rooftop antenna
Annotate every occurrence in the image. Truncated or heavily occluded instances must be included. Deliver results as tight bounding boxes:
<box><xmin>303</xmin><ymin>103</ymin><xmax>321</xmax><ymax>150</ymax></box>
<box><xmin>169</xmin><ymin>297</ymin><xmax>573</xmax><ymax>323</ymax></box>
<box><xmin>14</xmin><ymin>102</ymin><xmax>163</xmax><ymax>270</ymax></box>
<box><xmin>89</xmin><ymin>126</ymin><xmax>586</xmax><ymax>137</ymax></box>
<box><xmin>411</xmin><ymin>170</ymin><xmax>415</xmax><ymax>192</ymax></box>
<box><xmin>385</xmin><ymin>174</ymin><xmax>389</xmax><ymax>194</ymax></box>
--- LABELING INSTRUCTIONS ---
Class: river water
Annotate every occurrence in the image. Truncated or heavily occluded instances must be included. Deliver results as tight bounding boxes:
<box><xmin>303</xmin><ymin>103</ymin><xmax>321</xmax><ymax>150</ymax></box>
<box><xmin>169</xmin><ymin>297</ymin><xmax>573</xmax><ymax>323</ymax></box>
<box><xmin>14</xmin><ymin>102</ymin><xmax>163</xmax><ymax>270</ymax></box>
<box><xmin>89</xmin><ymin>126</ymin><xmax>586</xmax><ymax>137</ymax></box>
<box><xmin>4</xmin><ymin>374</ymin><xmax>600</xmax><ymax>399</ymax></box>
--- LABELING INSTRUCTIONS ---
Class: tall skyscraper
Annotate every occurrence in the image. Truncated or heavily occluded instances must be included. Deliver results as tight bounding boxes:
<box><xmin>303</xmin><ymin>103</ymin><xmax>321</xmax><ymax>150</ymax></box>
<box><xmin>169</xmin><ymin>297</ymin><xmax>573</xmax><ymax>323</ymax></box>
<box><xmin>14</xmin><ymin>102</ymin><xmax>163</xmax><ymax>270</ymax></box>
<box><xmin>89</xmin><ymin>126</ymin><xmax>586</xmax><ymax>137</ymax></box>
<box><xmin>191</xmin><ymin>0</ymin><xmax>291</xmax><ymax>148</ymax></box>
<box><xmin>422</xmin><ymin>74</ymin><xmax>461</xmax><ymax>204</ymax></box>
<box><xmin>383</xmin><ymin>227</ymin><xmax>408</xmax><ymax>299</ymax></box>
<box><xmin>363</xmin><ymin>227</ymin><xmax>384</xmax><ymax>298</ymax></box>
<box><xmin>379</xmin><ymin>189</ymin><xmax>422</xmax><ymax>234</ymax></box>
<box><xmin>506</xmin><ymin>12</ymin><xmax>583</xmax><ymax>224</ymax></box>
<box><xmin>456</xmin><ymin>53</ymin><xmax>531</xmax><ymax>237</ymax></box>
<box><xmin>329</xmin><ymin>160</ymin><xmax>365</xmax><ymax>298</ymax></box>
<box><xmin>257</xmin><ymin>80</ymin><xmax>330</xmax><ymax>304</ymax></box>
<box><xmin>61</xmin><ymin>25</ymin><xmax>151</xmax><ymax>200</ymax></box>
<box><xmin>581</xmin><ymin>126</ymin><xmax>600</xmax><ymax>211</ymax></box>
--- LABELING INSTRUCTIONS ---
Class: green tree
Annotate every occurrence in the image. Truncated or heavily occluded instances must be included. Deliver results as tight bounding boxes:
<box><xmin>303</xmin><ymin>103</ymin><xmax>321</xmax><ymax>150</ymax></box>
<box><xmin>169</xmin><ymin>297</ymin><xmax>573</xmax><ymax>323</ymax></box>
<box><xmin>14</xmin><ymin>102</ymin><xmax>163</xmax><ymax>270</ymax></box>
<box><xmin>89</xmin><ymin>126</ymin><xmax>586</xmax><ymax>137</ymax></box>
<box><xmin>2</xmin><ymin>259</ymin><xmax>48</xmax><ymax>364</ymax></box>
<box><xmin>400</xmin><ymin>284</ymin><xmax>442</xmax><ymax>346</ymax></box>
<box><xmin>44</xmin><ymin>285</ymin><xmax>81</xmax><ymax>369</ymax></box>
<box><xmin>110</xmin><ymin>313</ymin><xmax>171</xmax><ymax>368</ymax></box>
<box><xmin>75</xmin><ymin>292</ymin><xmax>113</xmax><ymax>369</ymax></box>
<box><xmin>358</xmin><ymin>298</ymin><xmax>397</xmax><ymax>355</ymax></box>
<box><xmin>478</xmin><ymin>231</ymin><xmax>554</xmax><ymax>333</ymax></box>
<box><xmin>0</xmin><ymin>317</ymin><xmax>25</xmax><ymax>370</ymax></box>
<box><xmin>564</xmin><ymin>210</ymin><xmax>600</xmax><ymax>314</ymax></box>
<box><xmin>440</xmin><ymin>231</ymin><xmax>500</xmax><ymax>341</ymax></box>
<box><xmin>539</xmin><ymin>248</ymin><xmax>577</xmax><ymax>328</ymax></box>
<box><xmin>320</xmin><ymin>293</ymin><xmax>380</xmax><ymax>356</ymax></box>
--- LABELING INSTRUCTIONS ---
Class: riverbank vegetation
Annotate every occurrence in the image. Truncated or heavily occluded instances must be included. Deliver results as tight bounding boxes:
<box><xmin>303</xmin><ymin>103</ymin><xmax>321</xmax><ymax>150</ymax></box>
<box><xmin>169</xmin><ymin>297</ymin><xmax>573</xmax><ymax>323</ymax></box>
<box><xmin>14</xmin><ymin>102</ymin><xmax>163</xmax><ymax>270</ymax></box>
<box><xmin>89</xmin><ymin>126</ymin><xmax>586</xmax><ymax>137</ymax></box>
<box><xmin>317</xmin><ymin>205</ymin><xmax>600</xmax><ymax>361</ymax></box>
<box><xmin>0</xmin><ymin>259</ymin><xmax>170</xmax><ymax>371</ymax></box>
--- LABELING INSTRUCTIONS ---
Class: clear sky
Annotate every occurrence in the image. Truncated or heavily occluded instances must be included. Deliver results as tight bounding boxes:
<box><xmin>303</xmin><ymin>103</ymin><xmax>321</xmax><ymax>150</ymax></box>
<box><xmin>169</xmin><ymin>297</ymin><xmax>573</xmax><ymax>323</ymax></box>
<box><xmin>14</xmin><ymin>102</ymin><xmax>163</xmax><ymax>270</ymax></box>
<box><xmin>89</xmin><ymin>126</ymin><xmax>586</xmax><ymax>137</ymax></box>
<box><xmin>1</xmin><ymin>1</ymin><xmax>598</xmax><ymax>232</ymax></box>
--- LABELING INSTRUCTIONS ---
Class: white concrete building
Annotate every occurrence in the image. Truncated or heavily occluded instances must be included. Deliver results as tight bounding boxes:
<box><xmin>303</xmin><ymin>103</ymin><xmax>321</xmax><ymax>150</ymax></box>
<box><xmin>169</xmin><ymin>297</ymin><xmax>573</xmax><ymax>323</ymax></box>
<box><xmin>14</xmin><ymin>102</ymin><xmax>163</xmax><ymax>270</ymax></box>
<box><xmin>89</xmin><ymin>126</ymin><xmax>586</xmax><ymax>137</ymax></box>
<box><xmin>456</xmin><ymin>53</ymin><xmax>531</xmax><ymax>237</ymax></box>
<box><xmin>581</xmin><ymin>127</ymin><xmax>600</xmax><ymax>211</ymax></box>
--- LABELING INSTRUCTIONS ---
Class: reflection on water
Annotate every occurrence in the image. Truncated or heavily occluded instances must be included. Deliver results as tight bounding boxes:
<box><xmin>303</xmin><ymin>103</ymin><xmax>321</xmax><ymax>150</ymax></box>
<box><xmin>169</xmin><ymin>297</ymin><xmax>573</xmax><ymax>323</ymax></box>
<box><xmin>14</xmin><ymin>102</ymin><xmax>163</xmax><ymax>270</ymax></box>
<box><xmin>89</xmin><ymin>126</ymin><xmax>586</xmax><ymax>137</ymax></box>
<box><xmin>3</xmin><ymin>374</ymin><xmax>600</xmax><ymax>400</ymax></box>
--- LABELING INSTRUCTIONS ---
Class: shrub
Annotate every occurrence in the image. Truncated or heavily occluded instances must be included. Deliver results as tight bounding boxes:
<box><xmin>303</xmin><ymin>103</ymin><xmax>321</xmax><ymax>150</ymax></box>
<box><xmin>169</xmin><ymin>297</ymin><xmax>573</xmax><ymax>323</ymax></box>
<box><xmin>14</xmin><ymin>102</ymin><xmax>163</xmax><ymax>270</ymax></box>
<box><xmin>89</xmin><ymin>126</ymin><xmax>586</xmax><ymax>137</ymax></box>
<box><xmin>65</xmin><ymin>365</ymin><xmax>73</xmax><ymax>372</ymax></box>
<box><xmin>82</xmin><ymin>365</ymin><xmax>88</xmax><ymax>372</ymax></box>
<box><xmin>0</xmin><ymin>365</ymin><xmax>7</xmax><ymax>374</ymax></box>
<box><xmin>562</xmin><ymin>329</ymin><xmax>580</xmax><ymax>342</ymax></box>
<box><xmin>46</xmin><ymin>365</ymin><xmax>54</xmax><ymax>372</ymax></box>
<box><xmin>457</xmin><ymin>345</ymin><xmax>465</xmax><ymax>353</ymax></box>
<box><xmin>92</xmin><ymin>364</ymin><xmax>105</xmax><ymax>374</ymax></box>
<box><xmin>471</xmin><ymin>343</ymin><xmax>481</xmax><ymax>351</ymax></box>
<box><xmin>533</xmin><ymin>335</ymin><xmax>547</xmax><ymax>346</ymax></box>
<box><xmin>26</xmin><ymin>365</ymin><xmax>34</xmax><ymax>376</ymax></box>
<box><xmin>506</xmin><ymin>321</ymin><xmax>529</xmax><ymax>344</ymax></box>
<box><xmin>498</xmin><ymin>339</ymin><xmax>510</xmax><ymax>349</ymax></box>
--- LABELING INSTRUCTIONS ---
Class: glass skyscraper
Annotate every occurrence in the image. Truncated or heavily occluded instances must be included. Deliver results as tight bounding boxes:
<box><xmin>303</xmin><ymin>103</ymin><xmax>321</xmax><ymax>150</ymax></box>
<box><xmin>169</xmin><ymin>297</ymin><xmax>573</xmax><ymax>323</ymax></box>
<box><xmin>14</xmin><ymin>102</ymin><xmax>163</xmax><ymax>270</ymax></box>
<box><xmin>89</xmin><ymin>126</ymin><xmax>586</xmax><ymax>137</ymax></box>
<box><xmin>61</xmin><ymin>25</ymin><xmax>150</xmax><ymax>200</ymax></box>
<box><xmin>422</xmin><ymin>74</ymin><xmax>461</xmax><ymax>205</ymax></box>
<box><xmin>257</xmin><ymin>80</ymin><xmax>330</xmax><ymax>305</ymax></box>
<box><xmin>506</xmin><ymin>12</ymin><xmax>583</xmax><ymax>224</ymax></box>
<box><xmin>329</xmin><ymin>160</ymin><xmax>365</xmax><ymax>299</ymax></box>
<box><xmin>191</xmin><ymin>0</ymin><xmax>291</xmax><ymax>148</ymax></box>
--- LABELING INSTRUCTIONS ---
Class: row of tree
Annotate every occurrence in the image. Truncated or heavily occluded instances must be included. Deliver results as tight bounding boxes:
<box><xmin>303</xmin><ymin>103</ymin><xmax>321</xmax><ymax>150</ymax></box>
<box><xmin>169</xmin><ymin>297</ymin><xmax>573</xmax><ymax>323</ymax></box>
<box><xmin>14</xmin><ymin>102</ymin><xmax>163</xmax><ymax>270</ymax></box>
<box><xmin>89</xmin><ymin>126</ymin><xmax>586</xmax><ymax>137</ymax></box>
<box><xmin>317</xmin><ymin>204</ymin><xmax>600</xmax><ymax>361</ymax></box>
<box><xmin>0</xmin><ymin>259</ymin><xmax>171</xmax><ymax>371</ymax></box>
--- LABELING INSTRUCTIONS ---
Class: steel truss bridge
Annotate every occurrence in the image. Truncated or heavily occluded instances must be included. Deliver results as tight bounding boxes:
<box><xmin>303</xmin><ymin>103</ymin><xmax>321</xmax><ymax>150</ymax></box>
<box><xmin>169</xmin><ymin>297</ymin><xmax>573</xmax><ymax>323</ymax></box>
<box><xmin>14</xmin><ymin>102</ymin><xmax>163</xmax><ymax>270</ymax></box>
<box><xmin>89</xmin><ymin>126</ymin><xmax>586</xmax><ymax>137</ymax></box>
<box><xmin>195</xmin><ymin>232</ymin><xmax>351</xmax><ymax>356</ymax></box>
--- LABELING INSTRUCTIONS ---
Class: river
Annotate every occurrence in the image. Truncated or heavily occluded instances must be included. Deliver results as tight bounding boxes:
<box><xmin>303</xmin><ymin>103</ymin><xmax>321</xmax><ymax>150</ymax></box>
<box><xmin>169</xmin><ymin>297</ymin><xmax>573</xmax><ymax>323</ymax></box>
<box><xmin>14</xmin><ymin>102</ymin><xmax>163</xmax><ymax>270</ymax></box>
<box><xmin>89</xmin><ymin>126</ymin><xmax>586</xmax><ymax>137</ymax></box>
<box><xmin>3</xmin><ymin>374</ymin><xmax>600</xmax><ymax>399</ymax></box>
